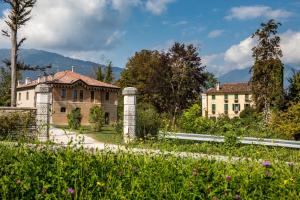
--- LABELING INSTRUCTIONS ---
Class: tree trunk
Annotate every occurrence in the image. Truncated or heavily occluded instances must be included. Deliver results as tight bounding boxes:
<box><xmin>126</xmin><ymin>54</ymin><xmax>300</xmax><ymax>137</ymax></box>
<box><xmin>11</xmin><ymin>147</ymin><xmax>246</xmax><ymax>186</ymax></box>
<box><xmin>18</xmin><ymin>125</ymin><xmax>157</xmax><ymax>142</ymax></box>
<box><xmin>172</xmin><ymin>105</ymin><xmax>178</xmax><ymax>130</ymax></box>
<box><xmin>10</xmin><ymin>28</ymin><xmax>17</xmax><ymax>107</ymax></box>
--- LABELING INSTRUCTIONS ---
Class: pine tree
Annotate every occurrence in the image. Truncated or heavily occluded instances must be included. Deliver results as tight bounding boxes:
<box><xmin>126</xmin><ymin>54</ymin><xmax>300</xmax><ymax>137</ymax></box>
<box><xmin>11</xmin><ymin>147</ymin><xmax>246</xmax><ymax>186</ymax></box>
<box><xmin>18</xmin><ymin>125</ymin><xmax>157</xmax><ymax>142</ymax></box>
<box><xmin>2</xmin><ymin>0</ymin><xmax>49</xmax><ymax>107</ymax></box>
<box><xmin>104</xmin><ymin>61</ymin><xmax>114</xmax><ymax>83</ymax></box>
<box><xmin>95</xmin><ymin>66</ymin><xmax>104</xmax><ymax>81</ymax></box>
<box><xmin>250</xmin><ymin>19</ymin><xmax>284</xmax><ymax>123</ymax></box>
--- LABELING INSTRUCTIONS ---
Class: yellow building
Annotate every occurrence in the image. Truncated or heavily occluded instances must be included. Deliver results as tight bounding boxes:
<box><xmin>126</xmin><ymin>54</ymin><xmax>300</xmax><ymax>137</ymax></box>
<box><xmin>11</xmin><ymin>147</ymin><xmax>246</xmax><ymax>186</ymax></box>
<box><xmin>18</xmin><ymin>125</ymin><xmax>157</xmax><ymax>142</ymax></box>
<box><xmin>16</xmin><ymin>70</ymin><xmax>120</xmax><ymax>126</ymax></box>
<box><xmin>202</xmin><ymin>82</ymin><xmax>253</xmax><ymax>118</ymax></box>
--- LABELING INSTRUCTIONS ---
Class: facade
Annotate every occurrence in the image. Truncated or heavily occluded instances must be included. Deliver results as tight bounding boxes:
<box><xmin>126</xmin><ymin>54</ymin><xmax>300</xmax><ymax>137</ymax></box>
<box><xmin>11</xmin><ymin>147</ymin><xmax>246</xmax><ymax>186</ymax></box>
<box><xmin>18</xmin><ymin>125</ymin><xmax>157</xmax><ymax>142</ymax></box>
<box><xmin>17</xmin><ymin>70</ymin><xmax>120</xmax><ymax>126</ymax></box>
<box><xmin>202</xmin><ymin>82</ymin><xmax>253</xmax><ymax>118</ymax></box>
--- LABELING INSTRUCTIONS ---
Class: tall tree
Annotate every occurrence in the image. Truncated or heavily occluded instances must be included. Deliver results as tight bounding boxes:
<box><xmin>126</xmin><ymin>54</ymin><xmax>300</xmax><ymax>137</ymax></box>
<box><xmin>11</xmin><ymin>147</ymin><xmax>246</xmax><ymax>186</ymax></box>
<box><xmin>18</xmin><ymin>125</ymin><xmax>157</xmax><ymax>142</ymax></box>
<box><xmin>167</xmin><ymin>42</ymin><xmax>206</xmax><ymax>126</ymax></box>
<box><xmin>2</xmin><ymin>0</ymin><xmax>37</xmax><ymax>107</ymax></box>
<box><xmin>104</xmin><ymin>61</ymin><xmax>114</xmax><ymax>83</ymax></box>
<box><xmin>119</xmin><ymin>43</ymin><xmax>207</xmax><ymax>127</ymax></box>
<box><xmin>286</xmin><ymin>69</ymin><xmax>300</xmax><ymax>103</ymax></box>
<box><xmin>94</xmin><ymin>66</ymin><xmax>104</xmax><ymax>81</ymax></box>
<box><xmin>250</xmin><ymin>19</ymin><xmax>284</xmax><ymax>123</ymax></box>
<box><xmin>203</xmin><ymin>72</ymin><xmax>218</xmax><ymax>90</ymax></box>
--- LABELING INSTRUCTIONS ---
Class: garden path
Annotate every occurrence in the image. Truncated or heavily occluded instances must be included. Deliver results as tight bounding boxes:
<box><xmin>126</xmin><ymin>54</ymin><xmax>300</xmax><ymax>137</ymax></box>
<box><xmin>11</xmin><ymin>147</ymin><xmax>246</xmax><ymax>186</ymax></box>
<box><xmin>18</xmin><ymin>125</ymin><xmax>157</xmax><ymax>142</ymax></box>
<box><xmin>48</xmin><ymin>127</ymin><xmax>257</xmax><ymax>163</ymax></box>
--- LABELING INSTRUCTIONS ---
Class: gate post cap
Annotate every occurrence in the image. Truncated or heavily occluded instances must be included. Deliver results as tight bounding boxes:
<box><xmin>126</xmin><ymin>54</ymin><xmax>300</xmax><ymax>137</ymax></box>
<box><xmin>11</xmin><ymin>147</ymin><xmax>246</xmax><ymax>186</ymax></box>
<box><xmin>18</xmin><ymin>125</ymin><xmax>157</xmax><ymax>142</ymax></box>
<box><xmin>122</xmin><ymin>87</ymin><xmax>138</xmax><ymax>96</ymax></box>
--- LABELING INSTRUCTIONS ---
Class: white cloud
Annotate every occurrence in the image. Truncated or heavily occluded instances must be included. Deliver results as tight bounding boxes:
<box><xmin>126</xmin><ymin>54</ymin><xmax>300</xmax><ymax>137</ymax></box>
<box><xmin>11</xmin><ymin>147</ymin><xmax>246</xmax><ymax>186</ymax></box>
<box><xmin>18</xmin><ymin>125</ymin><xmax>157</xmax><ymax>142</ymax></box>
<box><xmin>204</xmin><ymin>30</ymin><xmax>300</xmax><ymax>76</ymax></box>
<box><xmin>145</xmin><ymin>0</ymin><xmax>175</xmax><ymax>15</ymax></box>
<box><xmin>208</xmin><ymin>29</ymin><xmax>224</xmax><ymax>38</ymax></box>
<box><xmin>225</xmin><ymin>5</ymin><xmax>293</xmax><ymax>20</ymax></box>
<box><xmin>0</xmin><ymin>0</ymin><xmax>174</xmax><ymax>54</ymax></box>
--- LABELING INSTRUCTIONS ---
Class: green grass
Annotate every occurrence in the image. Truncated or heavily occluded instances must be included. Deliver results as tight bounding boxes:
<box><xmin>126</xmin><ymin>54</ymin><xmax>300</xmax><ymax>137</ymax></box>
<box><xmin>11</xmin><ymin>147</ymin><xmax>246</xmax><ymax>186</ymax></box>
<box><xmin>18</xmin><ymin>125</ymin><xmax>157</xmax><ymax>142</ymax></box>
<box><xmin>129</xmin><ymin>139</ymin><xmax>300</xmax><ymax>163</ymax></box>
<box><xmin>84</xmin><ymin>126</ymin><xmax>123</xmax><ymax>144</ymax></box>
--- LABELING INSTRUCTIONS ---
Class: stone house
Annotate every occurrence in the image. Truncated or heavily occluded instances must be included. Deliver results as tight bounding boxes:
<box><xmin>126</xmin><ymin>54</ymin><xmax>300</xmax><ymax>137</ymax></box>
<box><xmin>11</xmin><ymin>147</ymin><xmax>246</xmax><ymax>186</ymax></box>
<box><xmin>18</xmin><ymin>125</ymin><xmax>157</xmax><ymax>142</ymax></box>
<box><xmin>16</xmin><ymin>70</ymin><xmax>120</xmax><ymax>126</ymax></box>
<box><xmin>202</xmin><ymin>82</ymin><xmax>253</xmax><ymax>118</ymax></box>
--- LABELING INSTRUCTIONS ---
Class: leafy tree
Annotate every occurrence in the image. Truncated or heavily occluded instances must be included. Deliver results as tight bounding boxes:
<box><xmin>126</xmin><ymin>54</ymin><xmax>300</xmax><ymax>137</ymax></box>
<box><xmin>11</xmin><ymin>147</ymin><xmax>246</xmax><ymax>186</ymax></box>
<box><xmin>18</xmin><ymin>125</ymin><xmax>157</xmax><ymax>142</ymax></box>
<box><xmin>203</xmin><ymin>72</ymin><xmax>218</xmax><ymax>89</ymax></box>
<box><xmin>89</xmin><ymin>106</ymin><xmax>104</xmax><ymax>131</ymax></box>
<box><xmin>250</xmin><ymin>19</ymin><xmax>284</xmax><ymax>123</ymax></box>
<box><xmin>119</xmin><ymin>43</ymin><xmax>207</xmax><ymax>128</ymax></box>
<box><xmin>0</xmin><ymin>68</ymin><xmax>11</xmax><ymax>106</ymax></box>
<box><xmin>94</xmin><ymin>66</ymin><xmax>104</xmax><ymax>81</ymax></box>
<box><xmin>286</xmin><ymin>70</ymin><xmax>300</xmax><ymax>103</ymax></box>
<box><xmin>104</xmin><ymin>61</ymin><xmax>114</xmax><ymax>83</ymax></box>
<box><xmin>167</xmin><ymin>42</ymin><xmax>206</xmax><ymax>126</ymax></box>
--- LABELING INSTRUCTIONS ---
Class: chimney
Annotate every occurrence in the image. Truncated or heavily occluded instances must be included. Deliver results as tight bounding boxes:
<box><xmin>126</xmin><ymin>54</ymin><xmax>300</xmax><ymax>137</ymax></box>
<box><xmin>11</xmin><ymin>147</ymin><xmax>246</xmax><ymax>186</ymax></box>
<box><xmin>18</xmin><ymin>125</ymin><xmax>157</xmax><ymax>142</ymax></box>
<box><xmin>17</xmin><ymin>80</ymin><xmax>21</xmax><ymax>86</ymax></box>
<box><xmin>216</xmin><ymin>82</ymin><xmax>220</xmax><ymax>91</ymax></box>
<box><xmin>71</xmin><ymin>66</ymin><xmax>75</xmax><ymax>72</ymax></box>
<box><xmin>25</xmin><ymin>77</ymin><xmax>32</xmax><ymax>85</ymax></box>
<box><xmin>37</xmin><ymin>76</ymin><xmax>41</xmax><ymax>83</ymax></box>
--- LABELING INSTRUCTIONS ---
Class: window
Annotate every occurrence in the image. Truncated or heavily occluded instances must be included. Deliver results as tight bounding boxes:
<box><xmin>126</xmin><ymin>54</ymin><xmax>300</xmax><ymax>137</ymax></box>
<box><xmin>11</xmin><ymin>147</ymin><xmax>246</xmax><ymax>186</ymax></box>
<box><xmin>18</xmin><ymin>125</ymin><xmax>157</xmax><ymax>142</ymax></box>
<box><xmin>212</xmin><ymin>95</ymin><xmax>216</xmax><ymax>100</ymax></box>
<box><xmin>91</xmin><ymin>91</ymin><xmax>95</xmax><ymax>102</ymax></box>
<box><xmin>18</xmin><ymin>93</ymin><xmax>21</xmax><ymax>101</ymax></box>
<box><xmin>60</xmin><ymin>107</ymin><xmax>66</xmax><ymax>113</ymax></box>
<box><xmin>72</xmin><ymin>90</ymin><xmax>78</xmax><ymax>102</ymax></box>
<box><xmin>224</xmin><ymin>104</ymin><xmax>228</xmax><ymax>114</ymax></box>
<box><xmin>79</xmin><ymin>90</ymin><xmax>84</xmax><ymax>102</ymax></box>
<box><xmin>234</xmin><ymin>94</ymin><xmax>239</xmax><ymax>103</ymax></box>
<box><xmin>212</xmin><ymin>104</ymin><xmax>216</xmax><ymax>114</ymax></box>
<box><xmin>26</xmin><ymin>91</ymin><xmax>29</xmax><ymax>100</ymax></box>
<box><xmin>61</xmin><ymin>89</ymin><xmax>66</xmax><ymax>99</ymax></box>
<box><xmin>224</xmin><ymin>94</ymin><xmax>228</xmax><ymax>103</ymax></box>
<box><xmin>232</xmin><ymin>104</ymin><xmax>240</xmax><ymax>114</ymax></box>
<box><xmin>105</xmin><ymin>92</ymin><xmax>110</xmax><ymax>101</ymax></box>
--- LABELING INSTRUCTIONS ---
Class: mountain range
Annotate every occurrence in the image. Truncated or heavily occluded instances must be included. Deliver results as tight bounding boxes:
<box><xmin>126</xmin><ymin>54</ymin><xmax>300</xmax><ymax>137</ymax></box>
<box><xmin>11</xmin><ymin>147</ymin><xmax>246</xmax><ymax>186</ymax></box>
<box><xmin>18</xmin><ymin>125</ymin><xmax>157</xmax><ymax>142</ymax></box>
<box><xmin>0</xmin><ymin>49</ymin><xmax>123</xmax><ymax>81</ymax></box>
<box><xmin>0</xmin><ymin>48</ymin><xmax>297</xmax><ymax>86</ymax></box>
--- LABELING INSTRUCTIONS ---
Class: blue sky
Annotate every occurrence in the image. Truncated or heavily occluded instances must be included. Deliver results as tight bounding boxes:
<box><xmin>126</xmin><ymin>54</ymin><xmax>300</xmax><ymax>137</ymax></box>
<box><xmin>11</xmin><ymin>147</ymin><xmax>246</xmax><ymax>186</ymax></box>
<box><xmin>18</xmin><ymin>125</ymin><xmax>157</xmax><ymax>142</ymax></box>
<box><xmin>0</xmin><ymin>0</ymin><xmax>300</xmax><ymax>75</ymax></box>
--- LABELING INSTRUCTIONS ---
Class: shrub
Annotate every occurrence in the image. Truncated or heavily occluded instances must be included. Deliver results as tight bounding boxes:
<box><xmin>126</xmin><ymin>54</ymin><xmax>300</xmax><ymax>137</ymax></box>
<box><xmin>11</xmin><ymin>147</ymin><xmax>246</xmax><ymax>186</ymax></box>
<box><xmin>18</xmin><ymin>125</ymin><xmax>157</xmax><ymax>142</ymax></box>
<box><xmin>67</xmin><ymin>108</ymin><xmax>82</xmax><ymax>130</ymax></box>
<box><xmin>136</xmin><ymin>103</ymin><xmax>161</xmax><ymax>138</ymax></box>
<box><xmin>89</xmin><ymin>106</ymin><xmax>105</xmax><ymax>131</ymax></box>
<box><xmin>0</xmin><ymin>111</ymin><xmax>36</xmax><ymax>141</ymax></box>
<box><xmin>180</xmin><ymin>103</ymin><xmax>214</xmax><ymax>133</ymax></box>
<box><xmin>271</xmin><ymin>102</ymin><xmax>300</xmax><ymax>140</ymax></box>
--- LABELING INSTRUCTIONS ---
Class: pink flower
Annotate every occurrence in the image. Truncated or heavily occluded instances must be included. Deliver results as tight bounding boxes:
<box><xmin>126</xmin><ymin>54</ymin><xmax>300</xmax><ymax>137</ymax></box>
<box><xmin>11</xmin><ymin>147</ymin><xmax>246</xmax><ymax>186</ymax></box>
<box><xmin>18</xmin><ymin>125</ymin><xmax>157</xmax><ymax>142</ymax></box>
<box><xmin>226</xmin><ymin>175</ymin><xmax>232</xmax><ymax>182</ymax></box>
<box><xmin>67</xmin><ymin>187</ymin><xmax>75</xmax><ymax>194</ymax></box>
<box><xmin>262</xmin><ymin>160</ymin><xmax>271</xmax><ymax>167</ymax></box>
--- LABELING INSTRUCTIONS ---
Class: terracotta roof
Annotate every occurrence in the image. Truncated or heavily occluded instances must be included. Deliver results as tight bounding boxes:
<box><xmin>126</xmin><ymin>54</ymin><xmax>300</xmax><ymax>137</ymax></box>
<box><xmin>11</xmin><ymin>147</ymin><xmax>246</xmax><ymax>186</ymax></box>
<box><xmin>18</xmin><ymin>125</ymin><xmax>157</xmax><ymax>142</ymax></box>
<box><xmin>206</xmin><ymin>82</ymin><xmax>251</xmax><ymax>94</ymax></box>
<box><xmin>17</xmin><ymin>70</ymin><xmax>120</xmax><ymax>89</ymax></box>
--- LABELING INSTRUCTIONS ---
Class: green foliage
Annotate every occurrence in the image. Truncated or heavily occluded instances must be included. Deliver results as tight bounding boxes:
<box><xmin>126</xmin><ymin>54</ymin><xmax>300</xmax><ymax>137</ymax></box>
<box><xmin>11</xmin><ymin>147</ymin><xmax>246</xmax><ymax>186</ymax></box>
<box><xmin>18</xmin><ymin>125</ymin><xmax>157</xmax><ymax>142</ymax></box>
<box><xmin>271</xmin><ymin>102</ymin><xmax>300</xmax><ymax>140</ymax></box>
<box><xmin>180</xmin><ymin>103</ymin><xmax>214</xmax><ymax>133</ymax></box>
<box><xmin>287</xmin><ymin>70</ymin><xmax>300</xmax><ymax>103</ymax></box>
<box><xmin>0</xmin><ymin>111</ymin><xmax>36</xmax><ymax>141</ymax></box>
<box><xmin>251</xmin><ymin>19</ymin><xmax>284</xmax><ymax>114</ymax></box>
<box><xmin>94</xmin><ymin>66</ymin><xmax>104</xmax><ymax>81</ymax></box>
<box><xmin>119</xmin><ymin>42</ymin><xmax>208</xmax><ymax>126</ymax></box>
<box><xmin>0</xmin><ymin>68</ymin><xmax>11</xmax><ymax>106</ymax></box>
<box><xmin>104</xmin><ymin>61</ymin><xmax>114</xmax><ymax>83</ymax></box>
<box><xmin>136</xmin><ymin>103</ymin><xmax>161</xmax><ymax>138</ymax></box>
<box><xmin>239</xmin><ymin>106</ymin><xmax>257</xmax><ymax>119</ymax></box>
<box><xmin>89</xmin><ymin>106</ymin><xmax>104</xmax><ymax>131</ymax></box>
<box><xmin>67</xmin><ymin>108</ymin><xmax>82</xmax><ymax>130</ymax></box>
<box><xmin>203</xmin><ymin>72</ymin><xmax>218</xmax><ymax>89</ymax></box>
<box><xmin>0</xmin><ymin>144</ymin><xmax>299</xmax><ymax>199</ymax></box>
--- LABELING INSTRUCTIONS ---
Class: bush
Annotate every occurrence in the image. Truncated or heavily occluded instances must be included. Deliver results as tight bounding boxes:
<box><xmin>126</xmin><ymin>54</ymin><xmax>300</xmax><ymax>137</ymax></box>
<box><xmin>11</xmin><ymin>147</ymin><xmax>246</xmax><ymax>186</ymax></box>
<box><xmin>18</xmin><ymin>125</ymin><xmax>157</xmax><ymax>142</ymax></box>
<box><xmin>0</xmin><ymin>111</ymin><xmax>36</xmax><ymax>141</ymax></box>
<box><xmin>136</xmin><ymin>103</ymin><xmax>161</xmax><ymax>138</ymax></box>
<box><xmin>67</xmin><ymin>108</ymin><xmax>82</xmax><ymax>130</ymax></box>
<box><xmin>89</xmin><ymin>106</ymin><xmax>104</xmax><ymax>131</ymax></box>
<box><xmin>271</xmin><ymin>102</ymin><xmax>300</xmax><ymax>140</ymax></box>
<box><xmin>180</xmin><ymin>103</ymin><xmax>214</xmax><ymax>133</ymax></box>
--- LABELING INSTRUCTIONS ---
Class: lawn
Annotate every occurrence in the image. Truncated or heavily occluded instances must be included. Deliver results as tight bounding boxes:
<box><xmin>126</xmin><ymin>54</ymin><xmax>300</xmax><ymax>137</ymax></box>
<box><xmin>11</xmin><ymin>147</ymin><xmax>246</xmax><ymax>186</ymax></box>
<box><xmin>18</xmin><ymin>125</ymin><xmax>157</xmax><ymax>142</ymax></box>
<box><xmin>84</xmin><ymin>126</ymin><xmax>123</xmax><ymax>144</ymax></box>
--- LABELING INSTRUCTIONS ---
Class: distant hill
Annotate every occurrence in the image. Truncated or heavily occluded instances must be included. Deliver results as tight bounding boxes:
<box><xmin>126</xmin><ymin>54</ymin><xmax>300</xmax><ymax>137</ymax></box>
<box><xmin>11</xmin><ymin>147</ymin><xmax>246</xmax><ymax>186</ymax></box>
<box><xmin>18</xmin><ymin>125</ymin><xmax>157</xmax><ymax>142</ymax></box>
<box><xmin>0</xmin><ymin>49</ymin><xmax>123</xmax><ymax>80</ymax></box>
<box><xmin>218</xmin><ymin>65</ymin><xmax>298</xmax><ymax>87</ymax></box>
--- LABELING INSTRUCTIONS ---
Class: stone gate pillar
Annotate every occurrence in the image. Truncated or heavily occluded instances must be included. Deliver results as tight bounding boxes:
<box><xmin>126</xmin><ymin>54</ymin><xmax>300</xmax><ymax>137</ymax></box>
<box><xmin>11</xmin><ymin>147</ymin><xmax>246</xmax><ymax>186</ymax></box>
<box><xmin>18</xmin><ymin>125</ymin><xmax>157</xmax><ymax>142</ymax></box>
<box><xmin>35</xmin><ymin>84</ymin><xmax>51</xmax><ymax>141</ymax></box>
<box><xmin>122</xmin><ymin>87</ymin><xmax>138</xmax><ymax>143</ymax></box>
